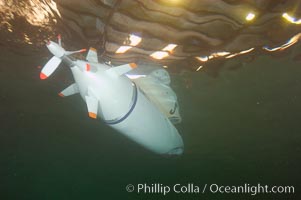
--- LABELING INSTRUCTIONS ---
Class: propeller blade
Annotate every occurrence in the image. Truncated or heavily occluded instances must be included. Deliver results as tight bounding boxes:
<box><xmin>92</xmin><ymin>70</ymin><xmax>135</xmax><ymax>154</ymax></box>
<box><xmin>57</xmin><ymin>34</ymin><xmax>62</xmax><ymax>47</ymax></box>
<box><xmin>65</xmin><ymin>48</ymin><xmax>87</xmax><ymax>55</ymax></box>
<box><xmin>40</xmin><ymin>56</ymin><xmax>62</xmax><ymax>79</ymax></box>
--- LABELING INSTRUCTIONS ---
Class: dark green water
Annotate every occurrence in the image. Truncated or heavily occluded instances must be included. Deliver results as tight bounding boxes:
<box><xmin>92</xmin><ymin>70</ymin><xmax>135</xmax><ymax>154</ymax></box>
<box><xmin>1</xmin><ymin>47</ymin><xmax>300</xmax><ymax>199</ymax></box>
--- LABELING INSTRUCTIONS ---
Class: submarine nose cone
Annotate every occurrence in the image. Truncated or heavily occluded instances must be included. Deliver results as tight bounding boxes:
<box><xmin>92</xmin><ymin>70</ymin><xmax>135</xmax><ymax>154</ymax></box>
<box><xmin>165</xmin><ymin>147</ymin><xmax>184</xmax><ymax>156</ymax></box>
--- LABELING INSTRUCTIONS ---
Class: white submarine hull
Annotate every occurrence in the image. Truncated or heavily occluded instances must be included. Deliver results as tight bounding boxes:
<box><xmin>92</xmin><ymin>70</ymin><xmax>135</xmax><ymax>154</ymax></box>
<box><xmin>110</xmin><ymin>87</ymin><xmax>183</xmax><ymax>155</ymax></box>
<box><xmin>70</xmin><ymin>62</ymin><xmax>184</xmax><ymax>155</ymax></box>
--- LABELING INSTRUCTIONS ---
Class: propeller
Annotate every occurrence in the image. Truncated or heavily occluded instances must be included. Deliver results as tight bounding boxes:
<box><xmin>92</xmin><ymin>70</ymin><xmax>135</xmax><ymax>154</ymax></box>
<box><xmin>39</xmin><ymin>35</ymin><xmax>86</xmax><ymax>80</ymax></box>
<box><xmin>40</xmin><ymin>56</ymin><xmax>62</xmax><ymax>79</ymax></box>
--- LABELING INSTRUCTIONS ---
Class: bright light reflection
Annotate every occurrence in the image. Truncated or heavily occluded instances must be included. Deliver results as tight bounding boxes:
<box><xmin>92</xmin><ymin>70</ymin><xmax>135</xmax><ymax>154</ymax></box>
<box><xmin>162</xmin><ymin>44</ymin><xmax>177</xmax><ymax>52</ymax></box>
<box><xmin>263</xmin><ymin>33</ymin><xmax>301</xmax><ymax>52</ymax></box>
<box><xmin>225</xmin><ymin>48</ymin><xmax>254</xmax><ymax>58</ymax></box>
<box><xmin>126</xmin><ymin>74</ymin><xmax>146</xmax><ymax>79</ymax></box>
<box><xmin>211</xmin><ymin>51</ymin><xmax>231</xmax><ymax>57</ymax></box>
<box><xmin>116</xmin><ymin>46</ymin><xmax>132</xmax><ymax>54</ymax></box>
<box><xmin>196</xmin><ymin>56</ymin><xmax>209</xmax><ymax>62</ymax></box>
<box><xmin>129</xmin><ymin>34</ymin><xmax>142</xmax><ymax>46</ymax></box>
<box><xmin>115</xmin><ymin>34</ymin><xmax>141</xmax><ymax>54</ymax></box>
<box><xmin>196</xmin><ymin>48</ymin><xmax>255</xmax><ymax>61</ymax></box>
<box><xmin>246</xmin><ymin>13</ymin><xmax>255</xmax><ymax>21</ymax></box>
<box><xmin>195</xmin><ymin>51</ymin><xmax>230</xmax><ymax>62</ymax></box>
<box><xmin>282</xmin><ymin>13</ymin><xmax>301</xmax><ymax>25</ymax></box>
<box><xmin>150</xmin><ymin>51</ymin><xmax>169</xmax><ymax>59</ymax></box>
<box><xmin>24</xmin><ymin>33</ymin><xmax>32</xmax><ymax>44</ymax></box>
<box><xmin>196</xmin><ymin>66</ymin><xmax>203</xmax><ymax>71</ymax></box>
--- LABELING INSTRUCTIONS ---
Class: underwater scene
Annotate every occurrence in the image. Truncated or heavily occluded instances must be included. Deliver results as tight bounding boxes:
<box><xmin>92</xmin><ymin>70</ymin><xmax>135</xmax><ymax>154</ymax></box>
<box><xmin>1</xmin><ymin>0</ymin><xmax>301</xmax><ymax>199</ymax></box>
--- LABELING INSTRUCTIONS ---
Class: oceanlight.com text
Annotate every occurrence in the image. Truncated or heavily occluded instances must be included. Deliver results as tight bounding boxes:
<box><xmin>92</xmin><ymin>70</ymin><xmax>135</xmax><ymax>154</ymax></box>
<box><xmin>125</xmin><ymin>183</ymin><xmax>295</xmax><ymax>196</ymax></box>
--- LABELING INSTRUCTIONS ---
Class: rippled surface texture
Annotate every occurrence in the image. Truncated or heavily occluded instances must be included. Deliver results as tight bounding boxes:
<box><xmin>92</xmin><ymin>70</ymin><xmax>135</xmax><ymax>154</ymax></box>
<box><xmin>1</xmin><ymin>0</ymin><xmax>301</xmax><ymax>71</ymax></box>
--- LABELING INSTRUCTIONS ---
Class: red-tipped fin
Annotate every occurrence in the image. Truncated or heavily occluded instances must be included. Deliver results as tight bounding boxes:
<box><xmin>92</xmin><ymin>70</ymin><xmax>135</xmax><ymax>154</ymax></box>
<box><xmin>40</xmin><ymin>72</ymin><xmax>48</xmax><ymax>80</ymax></box>
<box><xmin>129</xmin><ymin>63</ymin><xmax>137</xmax><ymax>69</ymax></box>
<box><xmin>85</xmin><ymin>94</ymin><xmax>98</xmax><ymax>120</ymax></box>
<box><xmin>88</xmin><ymin>112</ymin><xmax>97</xmax><ymax>119</ymax></box>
